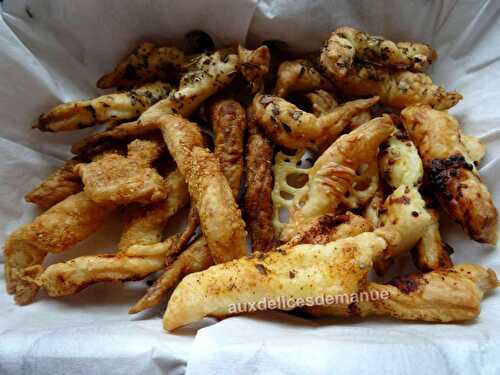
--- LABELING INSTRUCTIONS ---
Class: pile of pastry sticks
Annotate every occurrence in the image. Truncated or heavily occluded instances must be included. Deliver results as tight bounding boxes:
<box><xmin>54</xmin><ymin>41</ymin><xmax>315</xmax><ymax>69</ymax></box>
<box><xmin>4</xmin><ymin>27</ymin><xmax>498</xmax><ymax>331</ymax></box>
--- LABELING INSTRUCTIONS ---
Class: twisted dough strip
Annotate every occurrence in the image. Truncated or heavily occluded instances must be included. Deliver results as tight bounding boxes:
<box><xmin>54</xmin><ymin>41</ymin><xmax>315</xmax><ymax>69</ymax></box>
<box><xmin>321</xmin><ymin>26</ymin><xmax>437</xmax><ymax>78</ymax></box>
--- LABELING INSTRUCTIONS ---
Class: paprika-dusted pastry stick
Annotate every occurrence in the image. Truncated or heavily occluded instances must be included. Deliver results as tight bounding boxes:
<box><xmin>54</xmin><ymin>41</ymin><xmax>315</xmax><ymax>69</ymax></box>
<box><xmin>308</xmin><ymin>264</ymin><xmax>498</xmax><ymax>323</ymax></box>
<box><xmin>401</xmin><ymin>105</ymin><xmax>498</xmax><ymax>244</ymax></box>
<box><xmin>159</xmin><ymin>114</ymin><xmax>247</xmax><ymax>263</ymax></box>
<box><xmin>25</xmin><ymin>158</ymin><xmax>83</xmax><ymax>209</ymax></box>
<box><xmin>163</xmin><ymin>232</ymin><xmax>388</xmax><ymax>331</ymax></box>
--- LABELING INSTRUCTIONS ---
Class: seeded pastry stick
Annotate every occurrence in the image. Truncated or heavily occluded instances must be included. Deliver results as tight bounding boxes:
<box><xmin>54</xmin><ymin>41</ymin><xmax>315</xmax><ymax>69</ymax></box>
<box><xmin>34</xmin><ymin>82</ymin><xmax>172</xmax><ymax>132</ymax></box>
<box><xmin>72</xmin><ymin>50</ymin><xmax>239</xmax><ymax>156</ymax></box>
<box><xmin>321</xmin><ymin>26</ymin><xmax>437</xmax><ymax>78</ymax></box>
<box><xmin>97</xmin><ymin>42</ymin><xmax>186</xmax><ymax>89</ymax></box>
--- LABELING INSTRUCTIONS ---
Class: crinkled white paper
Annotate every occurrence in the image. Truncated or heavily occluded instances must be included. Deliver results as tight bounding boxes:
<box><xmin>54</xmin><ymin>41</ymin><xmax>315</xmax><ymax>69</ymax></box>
<box><xmin>1</xmin><ymin>1</ymin><xmax>499</xmax><ymax>374</ymax></box>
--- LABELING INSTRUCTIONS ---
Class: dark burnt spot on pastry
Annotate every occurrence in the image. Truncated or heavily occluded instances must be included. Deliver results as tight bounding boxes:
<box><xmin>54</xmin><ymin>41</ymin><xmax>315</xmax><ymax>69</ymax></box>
<box><xmin>427</xmin><ymin>155</ymin><xmax>473</xmax><ymax>199</ymax></box>
<box><xmin>255</xmin><ymin>264</ymin><xmax>268</xmax><ymax>275</ymax></box>
<box><xmin>348</xmin><ymin>302</ymin><xmax>361</xmax><ymax>316</ymax></box>
<box><xmin>388</xmin><ymin>273</ymin><xmax>422</xmax><ymax>294</ymax></box>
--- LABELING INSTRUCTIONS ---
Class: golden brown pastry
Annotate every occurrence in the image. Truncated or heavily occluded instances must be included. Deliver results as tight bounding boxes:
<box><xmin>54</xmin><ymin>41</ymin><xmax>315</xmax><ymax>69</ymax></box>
<box><xmin>34</xmin><ymin>82</ymin><xmax>172</xmax><ymax>132</ymax></box>
<box><xmin>377</xmin><ymin>131</ymin><xmax>452</xmax><ymax>272</ymax></box>
<box><xmin>279</xmin><ymin>212</ymin><xmax>373</xmax><ymax>249</ymax></box>
<box><xmin>159</xmin><ymin>114</ymin><xmax>247</xmax><ymax>263</ymax></box>
<box><xmin>4</xmin><ymin>192</ymin><xmax>115</xmax><ymax>304</ymax></box>
<box><xmin>244</xmin><ymin>112</ymin><xmax>275</xmax><ymax>252</ymax></box>
<box><xmin>33</xmin><ymin>170</ymin><xmax>192</xmax><ymax>299</ymax></box>
<box><xmin>128</xmin><ymin>237</ymin><xmax>214</xmax><ymax>314</ymax></box>
<box><xmin>252</xmin><ymin>93</ymin><xmax>379</xmax><ymax>150</ymax></box>
<box><xmin>238</xmin><ymin>45</ymin><xmax>271</xmax><ymax>92</ymax></box>
<box><xmin>75</xmin><ymin>139</ymin><xmax>167</xmax><ymax>205</ymax></box>
<box><xmin>117</xmin><ymin>169</ymin><xmax>189</xmax><ymax>251</ymax></box>
<box><xmin>412</xmin><ymin>208</ymin><xmax>453</xmax><ymax>272</ymax></box>
<box><xmin>97</xmin><ymin>42</ymin><xmax>186</xmax><ymax>88</ymax></box>
<box><xmin>273</xmin><ymin>59</ymin><xmax>334</xmax><ymax>98</ymax></box>
<box><xmin>401</xmin><ymin>105</ymin><xmax>498</xmax><ymax>244</ymax></box>
<box><xmin>321</xmin><ymin>26</ymin><xmax>437</xmax><ymax>78</ymax></box>
<box><xmin>281</xmin><ymin>116</ymin><xmax>394</xmax><ymax>241</ymax></box>
<box><xmin>25</xmin><ymin>158</ymin><xmax>83</xmax><ymax>209</ymax></box>
<box><xmin>209</xmin><ymin>99</ymin><xmax>246</xmax><ymax>196</ymax></box>
<box><xmin>37</xmin><ymin>253</ymin><xmax>166</xmax><ymax>297</ymax></box>
<box><xmin>378</xmin><ymin>135</ymin><xmax>423</xmax><ymax>189</ymax></box>
<box><xmin>320</xmin><ymin>60</ymin><xmax>462</xmax><ymax>110</ymax></box>
<box><xmin>72</xmin><ymin>50</ymin><xmax>239</xmax><ymax>156</ymax></box>
<box><xmin>305</xmin><ymin>89</ymin><xmax>338</xmax><ymax>116</ymax></box>
<box><xmin>163</xmin><ymin>232</ymin><xmax>388</xmax><ymax>331</ymax></box>
<box><xmin>308</xmin><ymin>264</ymin><xmax>498</xmax><ymax>322</ymax></box>
<box><xmin>375</xmin><ymin>185</ymin><xmax>432</xmax><ymax>264</ymax></box>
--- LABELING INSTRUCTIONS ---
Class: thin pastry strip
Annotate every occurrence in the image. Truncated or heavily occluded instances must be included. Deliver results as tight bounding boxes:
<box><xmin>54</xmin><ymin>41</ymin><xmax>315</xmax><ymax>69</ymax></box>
<box><xmin>320</xmin><ymin>60</ymin><xmax>462</xmax><ymax>110</ymax></box>
<box><xmin>210</xmin><ymin>99</ymin><xmax>246</xmax><ymax>197</ymax></box>
<box><xmin>321</xmin><ymin>26</ymin><xmax>437</xmax><ymax>78</ymax></box>
<box><xmin>4</xmin><ymin>192</ymin><xmax>114</xmax><ymax>304</ymax></box>
<box><xmin>401</xmin><ymin>105</ymin><xmax>498</xmax><ymax>244</ymax></box>
<box><xmin>159</xmin><ymin>114</ymin><xmax>247</xmax><ymax>263</ymax></box>
<box><xmin>97</xmin><ymin>42</ymin><xmax>186</xmax><ymax>89</ymax></box>
<box><xmin>281</xmin><ymin>116</ymin><xmax>394</xmax><ymax>241</ymax></box>
<box><xmin>308</xmin><ymin>264</ymin><xmax>498</xmax><ymax>322</ymax></box>
<box><xmin>25</xmin><ymin>158</ymin><xmax>83</xmax><ymax>209</ymax></box>
<box><xmin>163</xmin><ymin>231</ymin><xmax>388</xmax><ymax>331</ymax></box>
<box><xmin>273</xmin><ymin>59</ymin><xmax>334</xmax><ymax>98</ymax></box>
<box><xmin>34</xmin><ymin>82</ymin><xmax>172</xmax><ymax>132</ymax></box>
<box><xmin>252</xmin><ymin>93</ymin><xmax>379</xmax><ymax>150</ymax></box>
<box><xmin>117</xmin><ymin>169</ymin><xmax>189</xmax><ymax>251</ymax></box>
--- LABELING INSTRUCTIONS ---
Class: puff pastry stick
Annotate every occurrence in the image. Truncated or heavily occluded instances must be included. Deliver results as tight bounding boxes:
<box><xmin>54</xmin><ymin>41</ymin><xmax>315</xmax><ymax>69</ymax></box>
<box><xmin>210</xmin><ymin>99</ymin><xmax>246</xmax><ymax>196</ymax></box>
<box><xmin>117</xmin><ymin>169</ymin><xmax>190</xmax><ymax>251</ymax></box>
<box><xmin>34</xmin><ymin>82</ymin><xmax>172</xmax><ymax>132</ymax></box>
<box><xmin>4</xmin><ymin>192</ymin><xmax>114</xmax><ymax>304</ymax></box>
<box><xmin>252</xmin><ymin>93</ymin><xmax>379</xmax><ymax>150</ymax></box>
<box><xmin>25</xmin><ymin>158</ymin><xmax>83</xmax><ymax>209</ymax></box>
<box><xmin>401</xmin><ymin>105</ymin><xmax>498</xmax><ymax>244</ymax></box>
<box><xmin>320</xmin><ymin>60</ymin><xmax>462</xmax><ymax>110</ymax></box>
<box><xmin>238</xmin><ymin>45</ymin><xmax>271</xmax><ymax>93</ymax></box>
<box><xmin>281</xmin><ymin>116</ymin><xmax>394</xmax><ymax>241</ymax></box>
<box><xmin>97</xmin><ymin>42</ymin><xmax>186</xmax><ymax>89</ymax></box>
<box><xmin>159</xmin><ymin>114</ymin><xmax>247</xmax><ymax>263</ymax></box>
<box><xmin>75</xmin><ymin>139</ymin><xmax>166</xmax><ymax>205</ymax></box>
<box><xmin>308</xmin><ymin>264</ymin><xmax>498</xmax><ymax>322</ymax></box>
<box><xmin>244</xmin><ymin>108</ymin><xmax>275</xmax><ymax>252</ymax></box>
<box><xmin>321</xmin><ymin>26</ymin><xmax>437</xmax><ymax>78</ymax></box>
<box><xmin>72</xmin><ymin>50</ymin><xmax>239</xmax><ymax>155</ymax></box>
<box><xmin>273</xmin><ymin>59</ymin><xmax>334</xmax><ymax>98</ymax></box>
<box><xmin>163</xmin><ymin>232</ymin><xmax>388</xmax><ymax>331</ymax></box>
